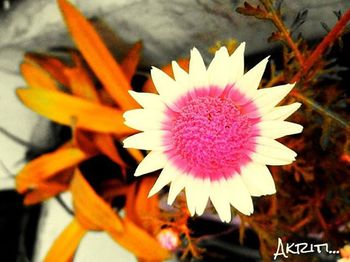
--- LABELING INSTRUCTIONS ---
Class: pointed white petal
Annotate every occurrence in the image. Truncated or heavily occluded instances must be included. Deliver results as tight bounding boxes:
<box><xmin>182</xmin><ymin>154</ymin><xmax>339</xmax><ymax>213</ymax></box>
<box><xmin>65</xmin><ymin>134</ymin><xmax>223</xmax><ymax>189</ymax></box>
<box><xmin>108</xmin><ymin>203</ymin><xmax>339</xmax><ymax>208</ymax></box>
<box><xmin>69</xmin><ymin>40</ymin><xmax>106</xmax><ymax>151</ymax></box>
<box><xmin>123</xmin><ymin>109</ymin><xmax>165</xmax><ymax>131</ymax></box>
<box><xmin>257</xmin><ymin>120</ymin><xmax>303</xmax><ymax>139</ymax></box>
<box><xmin>195</xmin><ymin>178</ymin><xmax>210</xmax><ymax>215</ymax></box>
<box><xmin>151</xmin><ymin>67</ymin><xmax>185</xmax><ymax>110</ymax></box>
<box><xmin>250</xmin><ymin>152</ymin><xmax>293</xmax><ymax>166</ymax></box>
<box><xmin>189</xmin><ymin>47</ymin><xmax>208</xmax><ymax>89</ymax></box>
<box><xmin>241</xmin><ymin>162</ymin><xmax>276</xmax><ymax>196</ymax></box>
<box><xmin>226</xmin><ymin>175</ymin><xmax>254</xmax><ymax>215</ymax></box>
<box><xmin>207</xmin><ymin>46</ymin><xmax>230</xmax><ymax>88</ymax></box>
<box><xmin>253</xmin><ymin>83</ymin><xmax>295</xmax><ymax>114</ymax></box>
<box><xmin>167</xmin><ymin>173</ymin><xmax>187</xmax><ymax>205</ymax></box>
<box><xmin>262</xmin><ymin>102</ymin><xmax>301</xmax><ymax>121</ymax></box>
<box><xmin>148</xmin><ymin>163</ymin><xmax>178</xmax><ymax>197</ymax></box>
<box><xmin>172</xmin><ymin>61</ymin><xmax>191</xmax><ymax>89</ymax></box>
<box><xmin>128</xmin><ymin>91</ymin><xmax>166</xmax><ymax>110</ymax></box>
<box><xmin>134</xmin><ymin>150</ymin><xmax>167</xmax><ymax>177</ymax></box>
<box><xmin>185</xmin><ymin>177</ymin><xmax>198</xmax><ymax>216</ymax></box>
<box><xmin>210</xmin><ymin>180</ymin><xmax>232</xmax><ymax>222</ymax></box>
<box><xmin>185</xmin><ymin>177</ymin><xmax>210</xmax><ymax>216</ymax></box>
<box><xmin>235</xmin><ymin>56</ymin><xmax>269</xmax><ymax>98</ymax></box>
<box><xmin>255</xmin><ymin>136</ymin><xmax>297</xmax><ymax>162</ymax></box>
<box><xmin>250</xmin><ymin>136</ymin><xmax>298</xmax><ymax>166</ymax></box>
<box><xmin>123</xmin><ymin>131</ymin><xmax>165</xmax><ymax>150</ymax></box>
<box><xmin>227</xmin><ymin>42</ymin><xmax>245</xmax><ymax>85</ymax></box>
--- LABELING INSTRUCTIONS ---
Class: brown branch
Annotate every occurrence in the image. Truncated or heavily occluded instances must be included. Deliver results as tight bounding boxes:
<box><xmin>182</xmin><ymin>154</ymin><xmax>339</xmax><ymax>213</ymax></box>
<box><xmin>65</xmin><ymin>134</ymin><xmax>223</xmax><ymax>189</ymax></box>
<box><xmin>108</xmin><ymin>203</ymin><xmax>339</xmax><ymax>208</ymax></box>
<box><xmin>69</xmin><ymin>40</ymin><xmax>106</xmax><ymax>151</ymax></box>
<box><xmin>315</xmin><ymin>207</ymin><xmax>329</xmax><ymax>237</ymax></box>
<box><xmin>291</xmin><ymin>8</ymin><xmax>350</xmax><ymax>82</ymax></box>
<box><xmin>260</xmin><ymin>0</ymin><xmax>305</xmax><ymax>66</ymax></box>
<box><xmin>290</xmin><ymin>215</ymin><xmax>312</xmax><ymax>232</ymax></box>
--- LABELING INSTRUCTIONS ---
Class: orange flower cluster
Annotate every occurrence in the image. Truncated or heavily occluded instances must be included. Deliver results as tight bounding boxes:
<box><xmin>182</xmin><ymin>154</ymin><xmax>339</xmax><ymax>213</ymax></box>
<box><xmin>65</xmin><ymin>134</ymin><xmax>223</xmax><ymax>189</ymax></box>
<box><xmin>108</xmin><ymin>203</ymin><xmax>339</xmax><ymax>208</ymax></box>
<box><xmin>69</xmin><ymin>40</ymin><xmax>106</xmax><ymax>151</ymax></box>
<box><xmin>14</xmin><ymin>0</ymin><xmax>177</xmax><ymax>261</ymax></box>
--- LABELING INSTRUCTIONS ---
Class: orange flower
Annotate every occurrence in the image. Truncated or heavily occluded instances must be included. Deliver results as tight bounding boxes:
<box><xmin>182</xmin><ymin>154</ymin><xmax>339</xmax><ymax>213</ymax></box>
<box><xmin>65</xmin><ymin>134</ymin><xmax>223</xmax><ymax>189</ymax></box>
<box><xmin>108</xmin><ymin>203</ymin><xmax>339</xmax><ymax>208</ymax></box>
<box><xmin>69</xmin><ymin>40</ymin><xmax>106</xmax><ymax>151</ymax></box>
<box><xmin>12</xmin><ymin>0</ymin><xmax>174</xmax><ymax>261</ymax></box>
<box><xmin>14</xmin><ymin>0</ymin><xmax>189</xmax><ymax>260</ymax></box>
<box><xmin>44</xmin><ymin>169</ymin><xmax>169</xmax><ymax>262</ymax></box>
<box><xmin>15</xmin><ymin>0</ymin><xmax>144</xmax><ymax>204</ymax></box>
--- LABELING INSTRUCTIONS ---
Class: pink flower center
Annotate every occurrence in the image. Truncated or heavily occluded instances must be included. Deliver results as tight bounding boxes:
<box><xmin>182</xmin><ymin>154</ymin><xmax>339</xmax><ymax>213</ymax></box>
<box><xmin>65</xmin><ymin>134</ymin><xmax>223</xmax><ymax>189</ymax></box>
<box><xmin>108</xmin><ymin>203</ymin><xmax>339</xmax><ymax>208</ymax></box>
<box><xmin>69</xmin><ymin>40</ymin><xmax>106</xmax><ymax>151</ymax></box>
<box><xmin>163</xmin><ymin>86</ymin><xmax>259</xmax><ymax>181</ymax></box>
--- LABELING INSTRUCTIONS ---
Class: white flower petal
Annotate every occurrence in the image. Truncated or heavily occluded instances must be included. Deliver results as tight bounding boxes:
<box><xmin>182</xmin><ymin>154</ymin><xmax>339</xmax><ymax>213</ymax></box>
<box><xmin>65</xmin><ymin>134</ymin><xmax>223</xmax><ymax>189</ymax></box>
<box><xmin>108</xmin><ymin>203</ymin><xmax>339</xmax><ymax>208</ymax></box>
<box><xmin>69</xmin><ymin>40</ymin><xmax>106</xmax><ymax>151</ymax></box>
<box><xmin>207</xmin><ymin>46</ymin><xmax>230</xmax><ymax>88</ymax></box>
<box><xmin>241</xmin><ymin>162</ymin><xmax>276</xmax><ymax>197</ymax></box>
<box><xmin>235</xmin><ymin>56</ymin><xmax>269</xmax><ymax>98</ymax></box>
<box><xmin>195</xmin><ymin>178</ymin><xmax>210</xmax><ymax>215</ymax></box>
<box><xmin>258</xmin><ymin>120</ymin><xmax>303</xmax><ymax>139</ymax></box>
<box><xmin>210</xmin><ymin>180</ymin><xmax>232</xmax><ymax>222</ymax></box>
<box><xmin>167</xmin><ymin>173</ymin><xmax>187</xmax><ymax>205</ymax></box>
<box><xmin>250</xmin><ymin>152</ymin><xmax>293</xmax><ymax>166</ymax></box>
<box><xmin>253</xmin><ymin>83</ymin><xmax>295</xmax><ymax>114</ymax></box>
<box><xmin>148</xmin><ymin>163</ymin><xmax>178</xmax><ymax>197</ymax></box>
<box><xmin>185</xmin><ymin>177</ymin><xmax>199</xmax><ymax>216</ymax></box>
<box><xmin>128</xmin><ymin>91</ymin><xmax>166</xmax><ymax>110</ymax></box>
<box><xmin>172</xmin><ymin>61</ymin><xmax>191</xmax><ymax>89</ymax></box>
<box><xmin>123</xmin><ymin>131</ymin><xmax>165</xmax><ymax>150</ymax></box>
<box><xmin>151</xmin><ymin>67</ymin><xmax>185</xmax><ymax>110</ymax></box>
<box><xmin>134</xmin><ymin>150</ymin><xmax>167</xmax><ymax>177</ymax></box>
<box><xmin>255</xmin><ymin>136</ymin><xmax>297</xmax><ymax>162</ymax></box>
<box><xmin>226</xmin><ymin>175</ymin><xmax>254</xmax><ymax>215</ymax></box>
<box><xmin>123</xmin><ymin>109</ymin><xmax>165</xmax><ymax>131</ymax></box>
<box><xmin>262</xmin><ymin>102</ymin><xmax>301</xmax><ymax>121</ymax></box>
<box><xmin>189</xmin><ymin>47</ymin><xmax>208</xmax><ymax>88</ymax></box>
<box><xmin>227</xmin><ymin>42</ymin><xmax>245</xmax><ymax>84</ymax></box>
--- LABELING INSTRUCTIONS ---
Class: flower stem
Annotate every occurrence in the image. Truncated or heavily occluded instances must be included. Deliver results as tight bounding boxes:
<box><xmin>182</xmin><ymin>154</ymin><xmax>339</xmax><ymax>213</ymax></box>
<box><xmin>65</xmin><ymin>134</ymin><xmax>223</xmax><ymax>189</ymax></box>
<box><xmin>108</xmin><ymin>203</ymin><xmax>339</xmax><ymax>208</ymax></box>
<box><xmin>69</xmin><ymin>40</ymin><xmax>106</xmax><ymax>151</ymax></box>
<box><xmin>291</xmin><ymin>8</ymin><xmax>350</xmax><ymax>82</ymax></box>
<box><xmin>260</xmin><ymin>0</ymin><xmax>305</xmax><ymax>66</ymax></box>
<box><xmin>291</xmin><ymin>90</ymin><xmax>350</xmax><ymax>131</ymax></box>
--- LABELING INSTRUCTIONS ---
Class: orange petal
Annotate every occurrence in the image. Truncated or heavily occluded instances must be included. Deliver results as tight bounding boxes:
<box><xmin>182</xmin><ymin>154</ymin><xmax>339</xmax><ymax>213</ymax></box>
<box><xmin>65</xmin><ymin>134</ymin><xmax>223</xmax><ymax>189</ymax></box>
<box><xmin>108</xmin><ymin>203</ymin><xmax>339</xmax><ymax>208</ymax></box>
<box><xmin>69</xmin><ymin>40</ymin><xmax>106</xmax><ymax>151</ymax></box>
<box><xmin>126</xmin><ymin>148</ymin><xmax>144</xmax><ymax>163</ymax></box>
<box><xmin>16</xmin><ymin>88</ymin><xmax>135</xmax><ymax>135</ymax></box>
<box><xmin>25</xmin><ymin>52</ymin><xmax>70</xmax><ymax>86</ymax></box>
<box><xmin>57</xmin><ymin>0</ymin><xmax>138</xmax><ymax>110</ymax></box>
<box><xmin>16</xmin><ymin>146</ymin><xmax>90</xmax><ymax>193</ymax></box>
<box><xmin>100</xmin><ymin>180</ymin><xmax>129</xmax><ymax>203</ymax></box>
<box><xmin>71</xmin><ymin>169</ymin><xmax>123</xmax><ymax>233</ymax></box>
<box><xmin>135</xmin><ymin>177</ymin><xmax>159</xmax><ymax>217</ymax></box>
<box><xmin>44</xmin><ymin>218</ymin><xmax>86</xmax><ymax>262</ymax></box>
<box><xmin>23</xmin><ymin>169</ymin><xmax>73</xmax><ymax>205</ymax></box>
<box><xmin>21</xmin><ymin>62</ymin><xmax>58</xmax><ymax>90</ymax></box>
<box><xmin>126</xmin><ymin>177</ymin><xmax>160</xmax><ymax>233</ymax></box>
<box><xmin>64</xmin><ymin>54</ymin><xmax>100</xmax><ymax>102</ymax></box>
<box><xmin>24</xmin><ymin>182</ymin><xmax>68</xmax><ymax>205</ymax></box>
<box><xmin>125</xmin><ymin>183</ymin><xmax>137</xmax><ymax>221</ymax></box>
<box><xmin>121</xmin><ymin>41</ymin><xmax>142</xmax><ymax>82</ymax></box>
<box><xmin>73</xmin><ymin>130</ymin><xmax>99</xmax><ymax>155</ymax></box>
<box><xmin>93</xmin><ymin>133</ymin><xmax>126</xmax><ymax>168</ymax></box>
<box><xmin>143</xmin><ymin>58</ymin><xmax>189</xmax><ymax>93</ymax></box>
<box><xmin>109</xmin><ymin>217</ymin><xmax>170</xmax><ymax>261</ymax></box>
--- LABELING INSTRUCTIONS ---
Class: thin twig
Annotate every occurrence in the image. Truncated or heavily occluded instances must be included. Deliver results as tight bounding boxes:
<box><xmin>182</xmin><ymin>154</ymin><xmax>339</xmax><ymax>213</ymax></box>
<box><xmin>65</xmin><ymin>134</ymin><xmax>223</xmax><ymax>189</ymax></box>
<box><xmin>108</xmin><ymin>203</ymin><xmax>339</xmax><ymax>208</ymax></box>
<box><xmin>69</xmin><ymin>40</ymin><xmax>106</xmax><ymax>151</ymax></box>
<box><xmin>291</xmin><ymin>90</ymin><xmax>350</xmax><ymax>131</ymax></box>
<box><xmin>0</xmin><ymin>159</ymin><xmax>16</xmax><ymax>178</ymax></box>
<box><xmin>291</xmin><ymin>8</ymin><xmax>350</xmax><ymax>82</ymax></box>
<box><xmin>0</xmin><ymin>127</ymin><xmax>37</xmax><ymax>149</ymax></box>
<box><xmin>55</xmin><ymin>194</ymin><xmax>74</xmax><ymax>216</ymax></box>
<box><xmin>260</xmin><ymin>0</ymin><xmax>305</xmax><ymax>66</ymax></box>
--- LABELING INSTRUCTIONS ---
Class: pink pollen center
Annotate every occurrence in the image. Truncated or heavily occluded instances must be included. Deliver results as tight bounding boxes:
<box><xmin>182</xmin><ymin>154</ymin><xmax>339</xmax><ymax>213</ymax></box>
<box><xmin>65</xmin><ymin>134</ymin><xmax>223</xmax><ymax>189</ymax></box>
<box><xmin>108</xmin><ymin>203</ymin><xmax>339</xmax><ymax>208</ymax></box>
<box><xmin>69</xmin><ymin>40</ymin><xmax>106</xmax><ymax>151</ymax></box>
<box><xmin>163</xmin><ymin>86</ymin><xmax>258</xmax><ymax>181</ymax></box>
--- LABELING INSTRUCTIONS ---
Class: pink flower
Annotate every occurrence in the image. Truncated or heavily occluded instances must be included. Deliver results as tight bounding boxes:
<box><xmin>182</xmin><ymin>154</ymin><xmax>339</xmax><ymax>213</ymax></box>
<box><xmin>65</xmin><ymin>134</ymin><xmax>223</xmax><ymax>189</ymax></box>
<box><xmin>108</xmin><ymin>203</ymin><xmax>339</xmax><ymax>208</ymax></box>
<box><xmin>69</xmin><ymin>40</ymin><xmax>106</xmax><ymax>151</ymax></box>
<box><xmin>123</xmin><ymin>44</ymin><xmax>303</xmax><ymax>222</ymax></box>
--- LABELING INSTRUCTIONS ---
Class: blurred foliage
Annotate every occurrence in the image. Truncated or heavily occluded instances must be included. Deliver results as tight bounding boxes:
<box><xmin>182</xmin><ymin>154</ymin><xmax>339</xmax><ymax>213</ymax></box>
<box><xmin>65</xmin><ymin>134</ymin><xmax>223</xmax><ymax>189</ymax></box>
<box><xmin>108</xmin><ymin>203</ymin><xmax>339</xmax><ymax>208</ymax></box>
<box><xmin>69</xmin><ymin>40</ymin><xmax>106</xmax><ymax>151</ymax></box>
<box><xmin>235</xmin><ymin>0</ymin><xmax>350</xmax><ymax>261</ymax></box>
<box><xmin>7</xmin><ymin>0</ymin><xmax>350</xmax><ymax>261</ymax></box>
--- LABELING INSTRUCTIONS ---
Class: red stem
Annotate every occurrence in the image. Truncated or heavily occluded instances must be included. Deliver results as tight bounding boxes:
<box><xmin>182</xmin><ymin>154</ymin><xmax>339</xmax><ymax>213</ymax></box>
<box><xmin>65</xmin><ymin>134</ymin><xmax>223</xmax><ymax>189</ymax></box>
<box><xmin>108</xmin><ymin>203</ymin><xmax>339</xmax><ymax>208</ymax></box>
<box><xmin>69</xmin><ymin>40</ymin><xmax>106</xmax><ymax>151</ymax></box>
<box><xmin>291</xmin><ymin>8</ymin><xmax>350</xmax><ymax>82</ymax></box>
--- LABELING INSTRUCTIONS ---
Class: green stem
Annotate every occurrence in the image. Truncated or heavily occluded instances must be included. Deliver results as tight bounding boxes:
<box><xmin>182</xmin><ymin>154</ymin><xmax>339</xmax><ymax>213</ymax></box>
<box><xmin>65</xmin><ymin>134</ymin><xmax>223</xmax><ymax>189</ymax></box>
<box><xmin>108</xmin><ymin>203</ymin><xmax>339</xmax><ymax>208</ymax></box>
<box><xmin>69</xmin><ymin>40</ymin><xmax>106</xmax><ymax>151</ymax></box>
<box><xmin>291</xmin><ymin>90</ymin><xmax>350</xmax><ymax>131</ymax></box>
